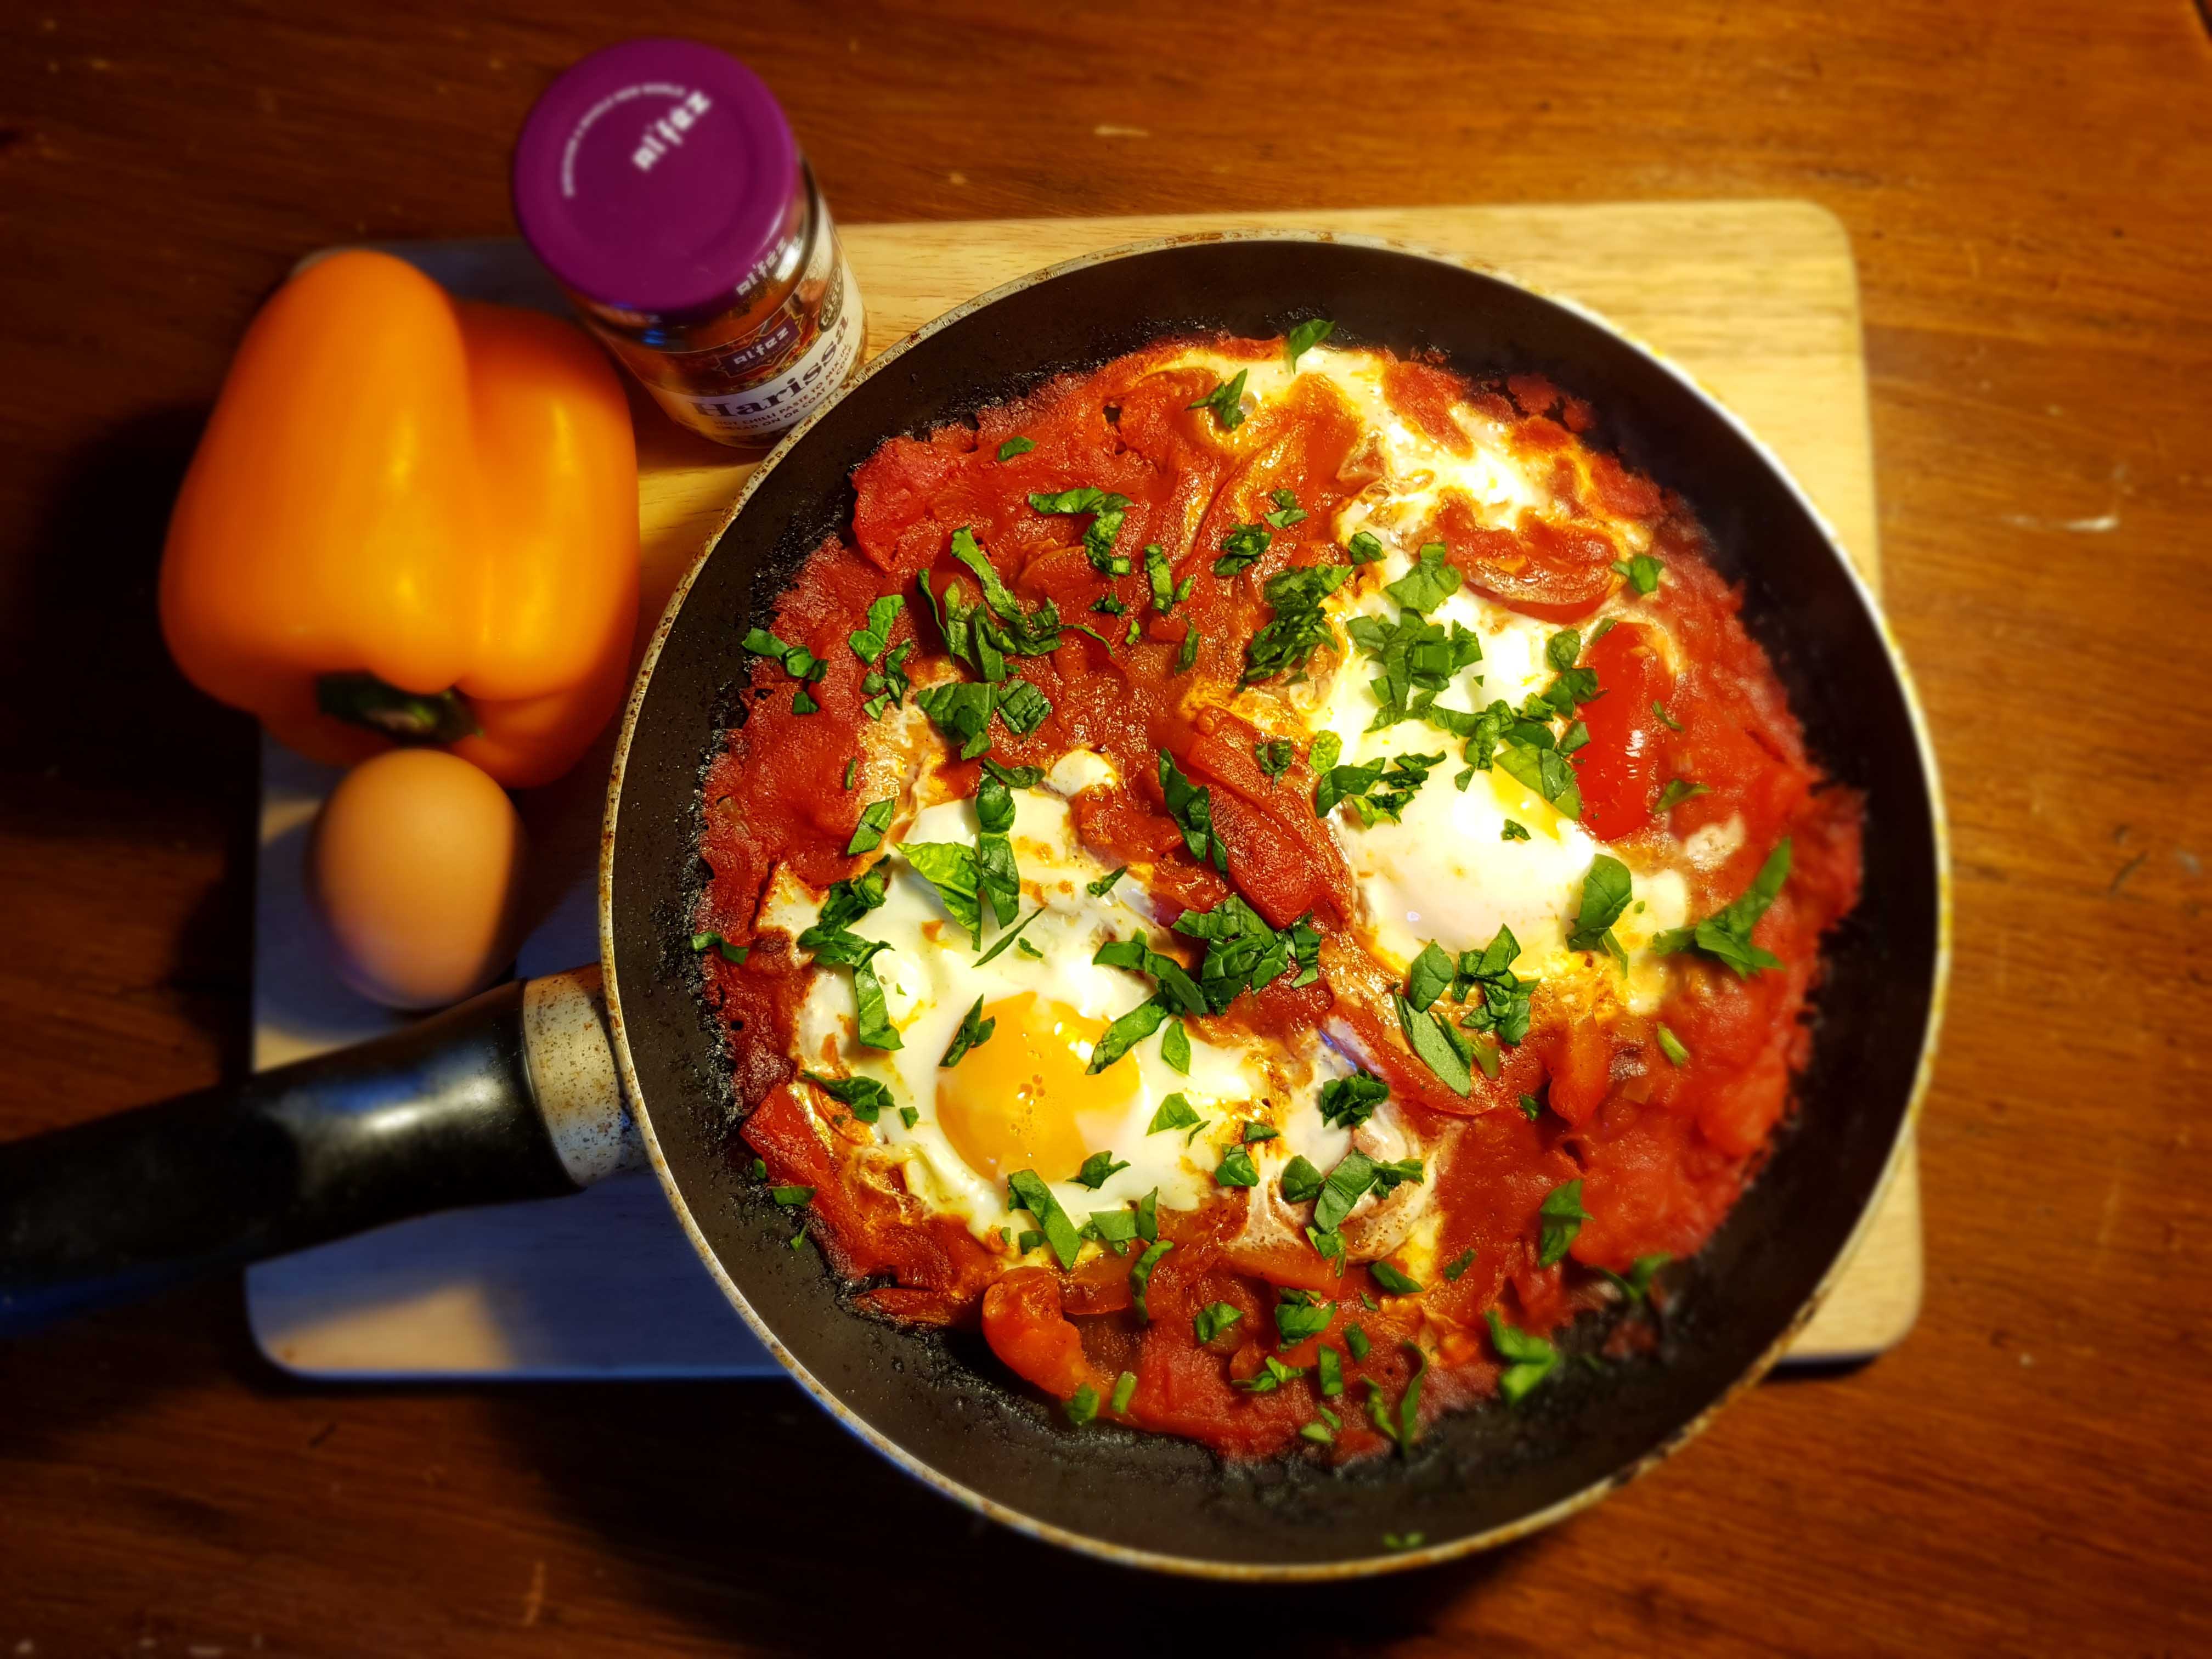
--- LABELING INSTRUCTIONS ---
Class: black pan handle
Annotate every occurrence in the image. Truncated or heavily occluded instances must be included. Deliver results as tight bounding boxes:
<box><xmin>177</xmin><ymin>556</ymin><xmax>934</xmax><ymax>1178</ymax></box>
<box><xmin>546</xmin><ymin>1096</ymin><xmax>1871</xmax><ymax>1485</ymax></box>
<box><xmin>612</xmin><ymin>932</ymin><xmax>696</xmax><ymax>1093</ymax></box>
<box><xmin>0</xmin><ymin>966</ymin><xmax>636</xmax><ymax>1336</ymax></box>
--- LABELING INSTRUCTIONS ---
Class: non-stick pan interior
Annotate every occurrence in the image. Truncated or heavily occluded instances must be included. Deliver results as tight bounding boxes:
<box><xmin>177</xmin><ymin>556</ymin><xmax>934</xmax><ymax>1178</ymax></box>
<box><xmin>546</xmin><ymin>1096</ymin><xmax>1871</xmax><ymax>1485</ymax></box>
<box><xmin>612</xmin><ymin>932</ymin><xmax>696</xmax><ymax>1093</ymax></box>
<box><xmin>605</xmin><ymin>236</ymin><xmax>1942</xmax><ymax>1573</ymax></box>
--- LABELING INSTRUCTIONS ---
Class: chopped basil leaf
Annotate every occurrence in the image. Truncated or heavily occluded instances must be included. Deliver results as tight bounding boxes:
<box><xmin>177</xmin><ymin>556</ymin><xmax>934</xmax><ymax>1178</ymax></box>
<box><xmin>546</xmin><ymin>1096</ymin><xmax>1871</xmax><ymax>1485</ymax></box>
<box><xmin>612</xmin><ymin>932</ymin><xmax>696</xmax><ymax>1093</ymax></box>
<box><xmin>845</xmin><ymin>796</ymin><xmax>896</xmax><ymax>856</ymax></box>
<box><xmin>1487</xmin><ymin>1309</ymin><xmax>1559</xmax><ymax>1403</ymax></box>
<box><xmin>1600</xmin><ymin>1251</ymin><xmax>1672</xmax><ymax>1303</ymax></box>
<box><xmin>1395</xmin><ymin>993</ymin><xmax>1472</xmax><ymax>1096</ymax></box>
<box><xmin>690</xmin><ymin>930</ymin><xmax>749</xmax><ymax>965</ymax></box>
<box><xmin>1029</xmin><ymin>486</ymin><xmax>1136</xmax><ymax>575</ymax></box>
<box><xmin>1240</xmin><ymin>1121</ymin><xmax>1279</xmax><ymax>1144</ymax></box>
<box><xmin>1300</xmin><ymin>1421</ymin><xmax>1335</xmax><ymax>1446</ymax></box>
<box><xmin>1588</xmin><ymin>617</ymin><xmax>1617</xmax><ymax>644</ymax></box>
<box><xmin>1612</xmin><ymin>553</ymin><xmax>1663</xmax><ymax>594</ymax></box>
<box><xmin>1517</xmin><ymin>1092</ymin><xmax>1543</xmax><ymax>1122</ymax></box>
<box><xmin>1240</xmin><ymin>562</ymin><xmax>1349</xmax><ymax>685</ymax></box>
<box><xmin>1158</xmin><ymin>751</ymin><xmax>1229</xmax><ymax>871</ymax></box>
<box><xmin>940</xmin><ymin>996</ymin><xmax>997</xmax><ymax>1067</ymax></box>
<box><xmin>1406</xmin><ymin>941</ymin><xmax>1456</xmax><ymax>1012</ymax></box>
<box><xmin>749</xmin><ymin>1158</ymin><xmax>766</xmax><ymax>1179</ymax></box>
<box><xmin>997</xmin><ymin>436</ymin><xmax>1036</xmax><ymax>461</ymax></box>
<box><xmin>1285</xmin><ymin>317</ymin><xmax>1335</xmax><ymax>367</ymax></box>
<box><xmin>1088</xmin><ymin>1208</ymin><xmax>1139</xmax><ymax>1252</ymax></box>
<box><xmin>1345</xmin><ymin>1324</ymin><xmax>1372</xmax><ymax>1361</ymax></box>
<box><xmin>804</xmin><ymin>1071</ymin><xmax>894</xmax><ymax>1124</ymax></box>
<box><xmin>1171</xmin><ymin>893</ymin><xmax>1311</xmax><ymax>1011</ymax></box>
<box><xmin>1111</xmin><ymin>1370</ymin><xmax>1138</xmax><ymax>1414</ymax></box>
<box><xmin>973</xmin><ymin>905</ymin><xmax>1043</xmax><ymax>965</ymax></box>
<box><xmin>1007</xmin><ymin>1169</ymin><xmax>1082</xmax><ymax>1269</ymax></box>
<box><xmin>1214</xmin><ymin>520</ymin><xmax>1272</xmax><ymax>577</ymax></box>
<box><xmin>1214</xmin><ymin>1147</ymin><xmax>1260</xmax><ymax>1188</ymax></box>
<box><xmin>1443</xmin><ymin>1247</ymin><xmax>1475</xmax><ymax>1282</ymax></box>
<box><xmin>1346</xmin><ymin>529</ymin><xmax>1386</xmax><ymax>565</ymax></box>
<box><xmin>1316</xmin><ymin>1345</ymin><xmax>1344</xmax><ymax>1397</ymax></box>
<box><xmin>1075</xmin><ymin>1150</ymin><xmax>1128</xmax><ymax>1189</ymax></box>
<box><xmin>1086</xmin><ymin>865</ymin><xmax>1128</xmax><ymax>898</ymax></box>
<box><xmin>899</xmin><ymin>1105</ymin><xmax>919</xmax><ymax>1128</ymax></box>
<box><xmin>1656</xmin><ymin>777</ymin><xmax>1710</xmax><ymax>811</ymax></box>
<box><xmin>1275</xmin><ymin>1292</ymin><xmax>1333</xmax><ymax>1346</ymax></box>
<box><xmin>1383</xmin><ymin>542</ymin><xmax>1461</xmax><ymax>614</ymax></box>
<box><xmin>1160</xmin><ymin>1018</ymin><xmax>1192</xmax><ymax>1074</ymax></box>
<box><xmin>1345</xmin><ymin>604</ymin><xmax>1483</xmax><ymax>735</ymax></box>
<box><xmin>842</xmin><ymin>759</ymin><xmax>857</xmax><ymax>790</ymax></box>
<box><xmin>852</xmin><ymin>960</ymin><xmax>901</xmax><ymax>1050</ymax></box>
<box><xmin>1280</xmin><ymin>1155</ymin><xmax>1326</xmax><ymax>1205</ymax></box>
<box><xmin>1383</xmin><ymin>1530</ymin><xmax>1425</xmax><ymax>1550</ymax></box>
<box><xmin>1501</xmin><ymin>819</ymin><xmax>1531</xmax><ymax>842</ymax></box>
<box><xmin>1173</xmin><ymin>624</ymin><xmax>1199</xmax><ymax>674</ymax></box>
<box><xmin>1656</xmin><ymin>1023</ymin><xmax>1690</xmax><ymax>1066</ymax></box>
<box><xmin>1652</xmin><ymin>699</ymin><xmax>1683</xmax><ymax>731</ymax></box>
<box><xmin>1306</xmin><ymin>1224</ymin><xmax>1345</xmax><ymax>1263</ymax></box>
<box><xmin>1318</xmin><ymin>1070</ymin><xmax>1388</xmax><ymax>1130</ymax></box>
<box><xmin>1236</xmin><ymin>1355</ymin><xmax>1308</xmax><ymax>1393</ymax></box>
<box><xmin>1566</xmin><ymin>854</ymin><xmax>1633</xmax><ymax>956</ymax></box>
<box><xmin>1087</xmin><ymin>994</ymin><xmax>1170</xmax><ymax>1074</ymax></box>
<box><xmin>1315</xmin><ymin>749</ymin><xmax>1444</xmax><ymax>824</ymax></box>
<box><xmin>1369</xmin><ymin>1260</ymin><xmax>1423</xmax><ymax>1296</ymax></box>
<box><xmin>1193</xmin><ymin>1302</ymin><xmax>1244</xmax><ymax>1343</ymax></box>
<box><xmin>1651</xmin><ymin>838</ymin><xmax>1792</xmax><ymax>975</ymax></box>
<box><xmin>848</xmin><ymin>594</ymin><xmax>905</xmax><ymax>666</ymax></box>
<box><xmin>1263</xmin><ymin>487</ymin><xmax>1308</xmax><ymax>531</ymax></box>
<box><xmin>1253</xmin><ymin>738</ymin><xmax>1295</xmax><ymax>781</ymax></box>
<box><xmin>916</xmin><ymin>679</ymin><xmax>996</xmax><ymax>758</ymax></box>
<box><xmin>1187</xmin><ymin>368</ymin><xmax>1249</xmax><ymax>432</ymax></box>
<box><xmin>1017</xmin><ymin>939</ymin><xmax>1043</xmax><ymax>958</ymax></box>
<box><xmin>1365</xmin><ymin>1343</ymin><xmax>1428</xmax><ymax>1454</ymax></box>
<box><xmin>1136</xmin><ymin>1187</ymin><xmax>1159</xmax><ymax>1242</ymax></box>
<box><xmin>904</xmin><ymin>840</ymin><xmax>983</xmax><ymax>943</ymax></box>
<box><xmin>1130</xmin><ymin>1238</ymin><xmax>1174</xmax><ymax>1322</ymax></box>
<box><xmin>1017</xmin><ymin>1229</ymin><xmax>1043</xmax><ymax>1254</ymax></box>
<box><xmin>791</xmin><ymin>687</ymin><xmax>819</xmax><ymax>715</ymax></box>
<box><xmin>1065</xmin><ymin>1384</ymin><xmax>1100</xmax><ymax>1426</ymax></box>
<box><xmin>1537</xmin><ymin>1178</ymin><xmax>1593</xmax><ymax>1267</ymax></box>
<box><xmin>1310</xmin><ymin>731</ymin><xmax>1342</xmax><ymax>772</ymax></box>
<box><xmin>770</xmin><ymin>1185</ymin><xmax>814</xmax><ymax>1206</ymax></box>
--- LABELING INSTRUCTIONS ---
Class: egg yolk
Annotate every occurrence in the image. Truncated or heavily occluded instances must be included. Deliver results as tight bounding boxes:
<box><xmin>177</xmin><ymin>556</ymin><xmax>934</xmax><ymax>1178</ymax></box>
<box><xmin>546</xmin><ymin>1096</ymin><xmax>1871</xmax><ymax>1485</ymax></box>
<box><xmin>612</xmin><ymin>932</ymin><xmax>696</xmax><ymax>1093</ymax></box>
<box><xmin>936</xmin><ymin>992</ymin><xmax>1136</xmax><ymax>1185</ymax></box>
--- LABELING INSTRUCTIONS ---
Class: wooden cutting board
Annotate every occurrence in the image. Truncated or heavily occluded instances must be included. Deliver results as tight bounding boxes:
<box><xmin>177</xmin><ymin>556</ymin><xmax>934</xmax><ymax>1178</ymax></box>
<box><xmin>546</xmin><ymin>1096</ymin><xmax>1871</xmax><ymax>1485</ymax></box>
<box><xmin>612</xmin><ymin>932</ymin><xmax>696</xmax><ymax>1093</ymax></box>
<box><xmin>246</xmin><ymin>201</ymin><xmax>1921</xmax><ymax>1378</ymax></box>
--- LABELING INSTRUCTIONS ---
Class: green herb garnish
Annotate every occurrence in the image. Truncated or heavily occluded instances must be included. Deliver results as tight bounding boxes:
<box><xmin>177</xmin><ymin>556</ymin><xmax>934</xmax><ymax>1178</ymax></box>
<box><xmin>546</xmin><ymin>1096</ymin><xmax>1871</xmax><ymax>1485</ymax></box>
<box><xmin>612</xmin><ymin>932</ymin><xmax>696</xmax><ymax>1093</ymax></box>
<box><xmin>1285</xmin><ymin>318</ymin><xmax>1335</xmax><ymax>367</ymax></box>
<box><xmin>1487</xmin><ymin>1310</ymin><xmax>1559</xmax><ymax>1404</ymax></box>
<box><xmin>845</xmin><ymin>796</ymin><xmax>896</xmax><ymax>856</ymax></box>
<box><xmin>940</xmin><ymin>996</ymin><xmax>996</xmax><ymax>1068</ymax></box>
<box><xmin>997</xmin><ymin>436</ymin><xmax>1036</xmax><ymax>461</ymax></box>
<box><xmin>1007</xmin><ymin>1170</ymin><xmax>1083</xmax><ymax>1269</ymax></box>
<box><xmin>1187</xmin><ymin>368</ymin><xmax>1249</xmax><ymax>431</ymax></box>
<box><xmin>1651</xmin><ymin>839</ymin><xmax>1792</xmax><ymax>975</ymax></box>
<box><xmin>1537</xmin><ymin>1179</ymin><xmax>1593</xmax><ymax>1267</ymax></box>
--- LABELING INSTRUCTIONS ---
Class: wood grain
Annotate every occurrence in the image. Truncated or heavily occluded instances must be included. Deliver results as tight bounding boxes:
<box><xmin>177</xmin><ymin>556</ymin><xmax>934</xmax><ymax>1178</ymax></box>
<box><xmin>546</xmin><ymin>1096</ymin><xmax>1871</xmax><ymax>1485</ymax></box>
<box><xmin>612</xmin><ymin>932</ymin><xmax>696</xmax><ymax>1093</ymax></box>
<box><xmin>2</xmin><ymin>1</ymin><xmax>2209</xmax><ymax>1654</ymax></box>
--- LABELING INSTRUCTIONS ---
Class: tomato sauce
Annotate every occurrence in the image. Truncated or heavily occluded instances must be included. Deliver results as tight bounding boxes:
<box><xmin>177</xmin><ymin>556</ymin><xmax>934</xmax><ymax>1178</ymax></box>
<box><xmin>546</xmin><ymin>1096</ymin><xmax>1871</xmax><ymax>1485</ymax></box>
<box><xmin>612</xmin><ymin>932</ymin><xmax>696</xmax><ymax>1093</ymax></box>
<box><xmin>692</xmin><ymin>339</ymin><xmax>1863</xmax><ymax>1463</ymax></box>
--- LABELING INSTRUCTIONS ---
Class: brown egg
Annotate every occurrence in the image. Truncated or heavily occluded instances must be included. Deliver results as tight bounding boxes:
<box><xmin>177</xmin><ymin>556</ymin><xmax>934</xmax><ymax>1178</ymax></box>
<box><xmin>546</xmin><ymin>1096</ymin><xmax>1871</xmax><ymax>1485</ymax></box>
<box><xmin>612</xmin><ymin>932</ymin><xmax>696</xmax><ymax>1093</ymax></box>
<box><xmin>311</xmin><ymin>748</ymin><xmax>527</xmax><ymax>1010</ymax></box>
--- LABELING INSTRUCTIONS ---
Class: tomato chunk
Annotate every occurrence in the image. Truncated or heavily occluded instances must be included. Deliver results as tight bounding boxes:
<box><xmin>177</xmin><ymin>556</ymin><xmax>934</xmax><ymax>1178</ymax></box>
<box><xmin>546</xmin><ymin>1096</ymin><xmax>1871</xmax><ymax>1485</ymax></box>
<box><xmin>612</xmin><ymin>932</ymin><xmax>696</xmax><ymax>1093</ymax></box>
<box><xmin>1575</xmin><ymin>622</ymin><xmax>1674</xmax><ymax>840</ymax></box>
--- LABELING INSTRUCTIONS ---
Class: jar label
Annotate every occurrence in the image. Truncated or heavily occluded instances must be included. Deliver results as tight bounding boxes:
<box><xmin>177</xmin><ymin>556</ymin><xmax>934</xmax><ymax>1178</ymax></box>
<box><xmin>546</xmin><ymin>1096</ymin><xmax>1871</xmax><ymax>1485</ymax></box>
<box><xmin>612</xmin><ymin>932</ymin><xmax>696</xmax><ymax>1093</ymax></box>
<box><xmin>647</xmin><ymin>263</ymin><xmax>866</xmax><ymax>442</ymax></box>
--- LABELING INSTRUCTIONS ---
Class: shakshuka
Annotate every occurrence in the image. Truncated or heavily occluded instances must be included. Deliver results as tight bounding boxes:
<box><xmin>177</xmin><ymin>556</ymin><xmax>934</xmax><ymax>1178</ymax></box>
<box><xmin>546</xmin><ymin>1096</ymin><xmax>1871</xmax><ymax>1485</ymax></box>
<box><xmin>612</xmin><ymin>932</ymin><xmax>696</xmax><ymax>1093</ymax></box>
<box><xmin>692</xmin><ymin>328</ymin><xmax>1863</xmax><ymax>1461</ymax></box>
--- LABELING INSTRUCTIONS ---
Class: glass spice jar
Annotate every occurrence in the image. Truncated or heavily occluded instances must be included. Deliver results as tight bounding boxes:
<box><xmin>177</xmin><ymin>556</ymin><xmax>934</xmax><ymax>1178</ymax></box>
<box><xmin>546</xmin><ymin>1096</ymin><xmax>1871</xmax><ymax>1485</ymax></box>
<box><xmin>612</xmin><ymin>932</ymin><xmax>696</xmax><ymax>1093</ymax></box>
<box><xmin>512</xmin><ymin>38</ymin><xmax>866</xmax><ymax>455</ymax></box>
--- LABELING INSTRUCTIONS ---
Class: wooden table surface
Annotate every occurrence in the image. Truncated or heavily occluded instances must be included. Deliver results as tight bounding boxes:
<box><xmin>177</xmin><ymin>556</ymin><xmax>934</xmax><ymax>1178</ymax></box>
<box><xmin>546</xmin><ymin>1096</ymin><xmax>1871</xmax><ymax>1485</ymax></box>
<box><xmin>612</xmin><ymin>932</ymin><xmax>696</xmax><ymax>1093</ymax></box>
<box><xmin>2</xmin><ymin>2</ymin><xmax>2208</xmax><ymax>1652</ymax></box>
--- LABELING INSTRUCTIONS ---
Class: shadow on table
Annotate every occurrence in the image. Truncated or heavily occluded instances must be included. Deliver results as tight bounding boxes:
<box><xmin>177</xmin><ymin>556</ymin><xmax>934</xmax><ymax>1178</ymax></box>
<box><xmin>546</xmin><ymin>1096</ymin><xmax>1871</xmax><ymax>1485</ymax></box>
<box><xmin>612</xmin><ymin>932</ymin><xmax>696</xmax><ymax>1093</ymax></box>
<box><xmin>482</xmin><ymin>1378</ymin><xmax>1534</xmax><ymax>1653</ymax></box>
<box><xmin>1</xmin><ymin>403</ymin><xmax>262</xmax><ymax>1090</ymax></box>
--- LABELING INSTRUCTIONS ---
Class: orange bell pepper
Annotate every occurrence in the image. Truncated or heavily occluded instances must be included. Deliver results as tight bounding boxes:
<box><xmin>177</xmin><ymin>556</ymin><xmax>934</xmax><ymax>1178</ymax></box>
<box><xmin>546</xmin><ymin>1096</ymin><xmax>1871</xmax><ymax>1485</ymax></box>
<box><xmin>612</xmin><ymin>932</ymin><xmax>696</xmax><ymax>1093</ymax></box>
<box><xmin>160</xmin><ymin>249</ymin><xmax>638</xmax><ymax>788</ymax></box>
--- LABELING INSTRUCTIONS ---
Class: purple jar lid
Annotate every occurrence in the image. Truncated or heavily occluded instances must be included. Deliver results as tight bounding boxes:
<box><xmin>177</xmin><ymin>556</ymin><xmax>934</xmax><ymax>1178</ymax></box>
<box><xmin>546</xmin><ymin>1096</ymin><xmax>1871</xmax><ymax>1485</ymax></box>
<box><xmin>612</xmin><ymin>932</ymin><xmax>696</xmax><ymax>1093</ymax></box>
<box><xmin>512</xmin><ymin>38</ymin><xmax>798</xmax><ymax>318</ymax></box>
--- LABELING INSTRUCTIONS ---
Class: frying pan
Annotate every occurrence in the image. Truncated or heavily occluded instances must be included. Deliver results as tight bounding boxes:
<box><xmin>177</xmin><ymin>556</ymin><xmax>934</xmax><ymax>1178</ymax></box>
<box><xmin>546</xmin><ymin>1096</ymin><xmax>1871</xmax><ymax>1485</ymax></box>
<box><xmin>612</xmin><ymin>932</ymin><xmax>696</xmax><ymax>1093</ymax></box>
<box><xmin>0</xmin><ymin>234</ymin><xmax>1947</xmax><ymax>1578</ymax></box>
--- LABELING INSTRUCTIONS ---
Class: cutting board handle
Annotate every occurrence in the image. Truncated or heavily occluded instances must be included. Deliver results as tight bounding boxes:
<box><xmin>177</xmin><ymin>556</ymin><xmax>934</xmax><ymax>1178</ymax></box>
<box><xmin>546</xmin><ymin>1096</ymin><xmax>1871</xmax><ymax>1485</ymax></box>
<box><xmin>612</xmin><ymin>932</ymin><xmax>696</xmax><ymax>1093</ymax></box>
<box><xmin>0</xmin><ymin>966</ymin><xmax>637</xmax><ymax>1337</ymax></box>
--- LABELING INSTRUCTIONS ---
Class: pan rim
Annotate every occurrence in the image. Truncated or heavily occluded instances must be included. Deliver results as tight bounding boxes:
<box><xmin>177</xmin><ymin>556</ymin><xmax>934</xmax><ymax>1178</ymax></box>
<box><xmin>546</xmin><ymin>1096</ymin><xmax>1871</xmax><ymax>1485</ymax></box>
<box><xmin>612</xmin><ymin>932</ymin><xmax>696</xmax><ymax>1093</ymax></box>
<box><xmin>597</xmin><ymin>228</ymin><xmax>1951</xmax><ymax>1580</ymax></box>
